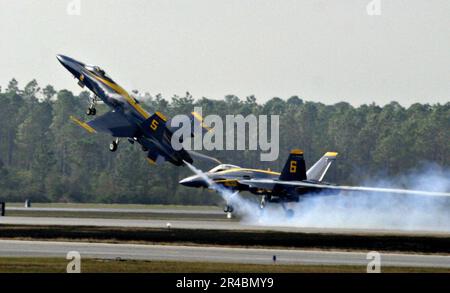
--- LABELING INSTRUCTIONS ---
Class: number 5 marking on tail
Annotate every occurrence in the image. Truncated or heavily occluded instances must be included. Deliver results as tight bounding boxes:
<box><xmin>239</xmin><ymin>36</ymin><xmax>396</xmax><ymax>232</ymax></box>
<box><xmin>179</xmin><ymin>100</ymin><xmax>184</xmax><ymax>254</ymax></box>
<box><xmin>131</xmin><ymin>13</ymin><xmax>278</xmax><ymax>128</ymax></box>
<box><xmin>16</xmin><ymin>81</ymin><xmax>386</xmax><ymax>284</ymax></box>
<box><xmin>150</xmin><ymin>119</ymin><xmax>159</xmax><ymax>131</ymax></box>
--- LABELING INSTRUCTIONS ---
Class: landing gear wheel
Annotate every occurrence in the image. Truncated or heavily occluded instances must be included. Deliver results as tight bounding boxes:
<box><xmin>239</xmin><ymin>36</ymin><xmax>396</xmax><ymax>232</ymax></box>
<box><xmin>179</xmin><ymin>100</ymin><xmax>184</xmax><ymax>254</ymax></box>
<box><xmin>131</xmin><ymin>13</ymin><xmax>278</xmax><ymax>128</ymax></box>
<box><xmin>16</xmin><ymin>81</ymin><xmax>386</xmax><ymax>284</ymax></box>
<box><xmin>285</xmin><ymin>209</ymin><xmax>294</xmax><ymax>219</ymax></box>
<box><xmin>224</xmin><ymin>205</ymin><xmax>234</xmax><ymax>213</ymax></box>
<box><xmin>260</xmin><ymin>196</ymin><xmax>266</xmax><ymax>209</ymax></box>
<box><xmin>86</xmin><ymin>107</ymin><xmax>96</xmax><ymax>116</ymax></box>
<box><xmin>109</xmin><ymin>141</ymin><xmax>118</xmax><ymax>152</ymax></box>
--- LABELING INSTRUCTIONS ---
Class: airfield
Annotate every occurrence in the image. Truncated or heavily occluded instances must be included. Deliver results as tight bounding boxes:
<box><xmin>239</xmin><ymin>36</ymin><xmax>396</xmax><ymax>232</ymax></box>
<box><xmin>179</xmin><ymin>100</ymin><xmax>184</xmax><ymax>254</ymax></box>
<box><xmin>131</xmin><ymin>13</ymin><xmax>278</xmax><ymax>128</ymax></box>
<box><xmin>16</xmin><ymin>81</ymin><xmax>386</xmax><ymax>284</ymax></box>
<box><xmin>0</xmin><ymin>203</ymin><xmax>449</xmax><ymax>272</ymax></box>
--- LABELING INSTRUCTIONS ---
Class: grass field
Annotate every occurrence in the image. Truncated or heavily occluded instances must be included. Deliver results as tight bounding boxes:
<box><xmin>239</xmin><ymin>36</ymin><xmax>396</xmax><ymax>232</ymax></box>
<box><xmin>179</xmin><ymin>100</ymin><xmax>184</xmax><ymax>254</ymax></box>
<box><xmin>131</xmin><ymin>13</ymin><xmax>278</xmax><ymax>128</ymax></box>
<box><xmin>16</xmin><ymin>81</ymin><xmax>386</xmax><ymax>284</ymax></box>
<box><xmin>0</xmin><ymin>257</ymin><xmax>448</xmax><ymax>273</ymax></box>
<box><xmin>2</xmin><ymin>224</ymin><xmax>449</xmax><ymax>254</ymax></box>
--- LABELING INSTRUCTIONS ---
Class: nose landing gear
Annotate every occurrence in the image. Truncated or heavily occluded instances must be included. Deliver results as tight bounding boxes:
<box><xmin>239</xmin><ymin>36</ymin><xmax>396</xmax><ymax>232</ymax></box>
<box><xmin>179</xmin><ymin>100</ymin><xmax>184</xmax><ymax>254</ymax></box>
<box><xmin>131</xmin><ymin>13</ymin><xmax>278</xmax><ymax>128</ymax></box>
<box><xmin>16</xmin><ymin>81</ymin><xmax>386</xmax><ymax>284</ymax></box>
<box><xmin>109</xmin><ymin>138</ymin><xmax>120</xmax><ymax>152</ymax></box>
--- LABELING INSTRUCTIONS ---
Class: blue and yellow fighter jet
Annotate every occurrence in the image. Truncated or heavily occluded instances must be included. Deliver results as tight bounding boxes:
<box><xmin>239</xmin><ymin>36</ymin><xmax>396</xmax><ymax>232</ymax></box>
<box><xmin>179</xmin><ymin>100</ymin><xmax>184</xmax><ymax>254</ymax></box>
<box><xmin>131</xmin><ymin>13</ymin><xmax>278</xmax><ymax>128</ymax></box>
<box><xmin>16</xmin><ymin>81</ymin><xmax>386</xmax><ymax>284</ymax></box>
<box><xmin>180</xmin><ymin>150</ymin><xmax>450</xmax><ymax>216</ymax></box>
<box><xmin>57</xmin><ymin>54</ymin><xmax>211</xmax><ymax>166</ymax></box>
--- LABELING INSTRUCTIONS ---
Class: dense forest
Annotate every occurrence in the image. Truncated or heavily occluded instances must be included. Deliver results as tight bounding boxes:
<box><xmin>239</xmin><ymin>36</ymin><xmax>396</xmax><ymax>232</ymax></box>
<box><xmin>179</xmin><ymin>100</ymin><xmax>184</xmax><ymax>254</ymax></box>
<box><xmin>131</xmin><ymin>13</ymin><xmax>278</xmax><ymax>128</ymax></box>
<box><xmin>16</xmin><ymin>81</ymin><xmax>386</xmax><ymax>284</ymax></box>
<box><xmin>0</xmin><ymin>79</ymin><xmax>448</xmax><ymax>204</ymax></box>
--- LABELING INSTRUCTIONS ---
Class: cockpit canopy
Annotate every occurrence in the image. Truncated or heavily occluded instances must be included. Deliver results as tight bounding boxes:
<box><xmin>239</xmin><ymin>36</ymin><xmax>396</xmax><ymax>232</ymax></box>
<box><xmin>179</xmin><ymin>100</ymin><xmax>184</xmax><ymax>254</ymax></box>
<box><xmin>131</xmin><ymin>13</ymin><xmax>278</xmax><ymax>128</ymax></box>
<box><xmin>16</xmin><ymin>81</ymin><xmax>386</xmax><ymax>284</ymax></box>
<box><xmin>85</xmin><ymin>65</ymin><xmax>107</xmax><ymax>77</ymax></box>
<box><xmin>208</xmin><ymin>164</ymin><xmax>240</xmax><ymax>173</ymax></box>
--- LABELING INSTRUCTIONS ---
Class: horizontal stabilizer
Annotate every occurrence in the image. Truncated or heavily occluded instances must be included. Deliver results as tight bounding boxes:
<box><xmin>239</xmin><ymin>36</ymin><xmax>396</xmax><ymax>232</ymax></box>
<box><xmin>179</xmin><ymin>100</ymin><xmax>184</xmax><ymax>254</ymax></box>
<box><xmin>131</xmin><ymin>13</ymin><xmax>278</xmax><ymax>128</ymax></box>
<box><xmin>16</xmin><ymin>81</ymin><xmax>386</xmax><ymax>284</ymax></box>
<box><xmin>168</xmin><ymin>111</ymin><xmax>212</xmax><ymax>140</ymax></box>
<box><xmin>190</xmin><ymin>111</ymin><xmax>212</xmax><ymax>134</ymax></box>
<box><xmin>146</xmin><ymin>147</ymin><xmax>166</xmax><ymax>165</ymax></box>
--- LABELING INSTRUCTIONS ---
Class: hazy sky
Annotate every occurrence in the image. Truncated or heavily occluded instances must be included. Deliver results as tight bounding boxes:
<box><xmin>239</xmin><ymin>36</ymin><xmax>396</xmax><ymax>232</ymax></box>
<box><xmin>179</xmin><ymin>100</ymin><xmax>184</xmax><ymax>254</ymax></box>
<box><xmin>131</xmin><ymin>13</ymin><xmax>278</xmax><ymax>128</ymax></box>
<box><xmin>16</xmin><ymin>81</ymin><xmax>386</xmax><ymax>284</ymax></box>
<box><xmin>0</xmin><ymin>0</ymin><xmax>449</xmax><ymax>106</ymax></box>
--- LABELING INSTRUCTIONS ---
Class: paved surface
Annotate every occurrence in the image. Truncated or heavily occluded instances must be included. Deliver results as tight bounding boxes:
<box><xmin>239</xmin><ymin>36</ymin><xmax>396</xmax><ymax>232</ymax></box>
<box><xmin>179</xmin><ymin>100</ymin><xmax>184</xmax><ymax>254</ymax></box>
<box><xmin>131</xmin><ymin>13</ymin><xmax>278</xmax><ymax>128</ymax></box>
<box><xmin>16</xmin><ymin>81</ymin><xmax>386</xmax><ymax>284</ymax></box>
<box><xmin>6</xmin><ymin>207</ymin><xmax>223</xmax><ymax>215</ymax></box>
<box><xmin>1</xmin><ymin>216</ymin><xmax>450</xmax><ymax>236</ymax></box>
<box><xmin>0</xmin><ymin>240</ymin><xmax>448</xmax><ymax>268</ymax></box>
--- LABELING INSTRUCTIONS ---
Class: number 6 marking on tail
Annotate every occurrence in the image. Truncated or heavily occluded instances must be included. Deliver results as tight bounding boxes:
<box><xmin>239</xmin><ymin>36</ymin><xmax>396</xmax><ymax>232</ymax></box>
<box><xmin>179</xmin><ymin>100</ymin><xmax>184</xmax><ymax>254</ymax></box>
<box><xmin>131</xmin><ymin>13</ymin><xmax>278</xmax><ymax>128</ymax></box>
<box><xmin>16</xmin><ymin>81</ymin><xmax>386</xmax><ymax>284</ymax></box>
<box><xmin>290</xmin><ymin>160</ymin><xmax>297</xmax><ymax>173</ymax></box>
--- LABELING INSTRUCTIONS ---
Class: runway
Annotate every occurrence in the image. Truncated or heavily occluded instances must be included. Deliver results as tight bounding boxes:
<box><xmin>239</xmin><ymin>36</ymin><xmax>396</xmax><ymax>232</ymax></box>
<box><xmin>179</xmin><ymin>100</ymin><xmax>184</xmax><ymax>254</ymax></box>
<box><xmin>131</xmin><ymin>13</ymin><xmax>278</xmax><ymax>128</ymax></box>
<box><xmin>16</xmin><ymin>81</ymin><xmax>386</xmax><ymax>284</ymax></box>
<box><xmin>6</xmin><ymin>207</ymin><xmax>223</xmax><ymax>215</ymax></box>
<box><xmin>0</xmin><ymin>239</ymin><xmax>449</xmax><ymax>268</ymax></box>
<box><xmin>1</xmin><ymin>216</ymin><xmax>449</xmax><ymax>236</ymax></box>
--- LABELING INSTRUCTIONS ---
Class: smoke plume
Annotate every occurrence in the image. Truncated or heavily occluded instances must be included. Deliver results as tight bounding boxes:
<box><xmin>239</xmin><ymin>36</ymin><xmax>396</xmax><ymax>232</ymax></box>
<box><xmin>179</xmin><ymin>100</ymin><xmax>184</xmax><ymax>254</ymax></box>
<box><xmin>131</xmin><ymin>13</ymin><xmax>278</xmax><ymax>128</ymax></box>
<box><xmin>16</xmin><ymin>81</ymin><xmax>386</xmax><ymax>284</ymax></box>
<box><xmin>185</xmin><ymin>161</ymin><xmax>450</xmax><ymax>232</ymax></box>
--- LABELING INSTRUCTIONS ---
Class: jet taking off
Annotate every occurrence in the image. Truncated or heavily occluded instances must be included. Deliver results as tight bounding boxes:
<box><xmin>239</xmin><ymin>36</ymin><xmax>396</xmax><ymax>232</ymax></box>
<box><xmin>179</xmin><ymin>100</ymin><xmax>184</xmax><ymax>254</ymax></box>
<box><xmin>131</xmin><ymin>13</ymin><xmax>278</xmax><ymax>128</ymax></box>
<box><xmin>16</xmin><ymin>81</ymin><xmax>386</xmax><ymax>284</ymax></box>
<box><xmin>57</xmin><ymin>54</ymin><xmax>209</xmax><ymax>166</ymax></box>
<box><xmin>180</xmin><ymin>150</ymin><xmax>450</xmax><ymax>217</ymax></box>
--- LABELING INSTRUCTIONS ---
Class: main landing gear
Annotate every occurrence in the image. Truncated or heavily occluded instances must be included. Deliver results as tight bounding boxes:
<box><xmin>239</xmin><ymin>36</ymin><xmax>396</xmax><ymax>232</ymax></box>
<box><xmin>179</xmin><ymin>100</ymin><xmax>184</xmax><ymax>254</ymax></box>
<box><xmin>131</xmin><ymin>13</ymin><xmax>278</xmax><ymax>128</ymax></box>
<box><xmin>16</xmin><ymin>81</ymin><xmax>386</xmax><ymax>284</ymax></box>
<box><xmin>260</xmin><ymin>195</ymin><xmax>266</xmax><ymax>209</ymax></box>
<box><xmin>86</xmin><ymin>96</ymin><xmax>98</xmax><ymax>116</ymax></box>
<box><xmin>281</xmin><ymin>202</ymin><xmax>295</xmax><ymax>219</ymax></box>
<box><xmin>109</xmin><ymin>138</ymin><xmax>120</xmax><ymax>152</ymax></box>
<box><xmin>260</xmin><ymin>196</ymin><xmax>295</xmax><ymax>218</ymax></box>
<box><xmin>86</xmin><ymin>107</ymin><xmax>96</xmax><ymax>116</ymax></box>
<box><xmin>224</xmin><ymin>205</ymin><xmax>234</xmax><ymax>213</ymax></box>
<box><xmin>224</xmin><ymin>204</ymin><xmax>234</xmax><ymax>219</ymax></box>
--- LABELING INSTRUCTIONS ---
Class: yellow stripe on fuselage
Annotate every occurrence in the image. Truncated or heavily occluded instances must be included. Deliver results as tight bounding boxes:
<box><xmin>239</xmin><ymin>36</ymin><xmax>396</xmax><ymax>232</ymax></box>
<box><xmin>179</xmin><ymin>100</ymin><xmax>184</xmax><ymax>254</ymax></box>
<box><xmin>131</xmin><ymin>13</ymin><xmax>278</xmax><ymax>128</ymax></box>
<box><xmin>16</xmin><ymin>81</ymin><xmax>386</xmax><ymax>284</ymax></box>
<box><xmin>90</xmin><ymin>73</ymin><xmax>150</xmax><ymax>119</ymax></box>
<box><xmin>215</xmin><ymin>168</ymin><xmax>280</xmax><ymax>176</ymax></box>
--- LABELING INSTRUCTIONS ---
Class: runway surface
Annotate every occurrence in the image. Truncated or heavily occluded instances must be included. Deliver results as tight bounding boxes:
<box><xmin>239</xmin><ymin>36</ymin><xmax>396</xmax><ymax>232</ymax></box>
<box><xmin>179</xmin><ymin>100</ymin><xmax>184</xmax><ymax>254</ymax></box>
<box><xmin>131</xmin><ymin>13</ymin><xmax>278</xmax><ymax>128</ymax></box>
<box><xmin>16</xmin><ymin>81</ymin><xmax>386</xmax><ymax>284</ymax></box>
<box><xmin>2</xmin><ymin>216</ymin><xmax>450</xmax><ymax>236</ymax></box>
<box><xmin>6</xmin><ymin>207</ymin><xmax>222</xmax><ymax>215</ymax></box>
<box><xmin>0</xmin><ymin>240</ymin><xmax>448</xmax><ymax>268</ymax></box>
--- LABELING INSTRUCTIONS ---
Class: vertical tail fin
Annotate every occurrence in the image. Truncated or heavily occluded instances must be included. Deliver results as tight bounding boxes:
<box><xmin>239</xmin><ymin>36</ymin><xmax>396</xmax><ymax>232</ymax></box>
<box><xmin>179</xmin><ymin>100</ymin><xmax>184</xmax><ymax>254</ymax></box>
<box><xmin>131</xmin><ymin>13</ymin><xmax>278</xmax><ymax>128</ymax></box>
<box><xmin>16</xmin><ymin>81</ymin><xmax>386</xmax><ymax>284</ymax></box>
<box><xmin>142</xmin><ymin>111</ymin><xmax>168</xmax><ymax>139</ymax></box>
<box><xmin>306</xmin><ymin>152</ymin><xmax>338</xmax><ymax>181</ymax></box>
<box><xmin>279</xmin><ymin>149</ymin><xmax>307</xmax><ymax>181</ymax></box>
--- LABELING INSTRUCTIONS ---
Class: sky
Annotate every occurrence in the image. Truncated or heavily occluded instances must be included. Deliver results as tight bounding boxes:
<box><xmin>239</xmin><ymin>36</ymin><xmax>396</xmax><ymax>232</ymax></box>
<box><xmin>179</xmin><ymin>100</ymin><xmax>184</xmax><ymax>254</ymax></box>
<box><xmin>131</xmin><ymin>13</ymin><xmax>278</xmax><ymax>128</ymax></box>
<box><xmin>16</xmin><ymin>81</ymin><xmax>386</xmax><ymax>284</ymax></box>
<box><xmin>0</xmin><ymin>0</ymin><xmax>449</xmax><ymax>106</ymax></box>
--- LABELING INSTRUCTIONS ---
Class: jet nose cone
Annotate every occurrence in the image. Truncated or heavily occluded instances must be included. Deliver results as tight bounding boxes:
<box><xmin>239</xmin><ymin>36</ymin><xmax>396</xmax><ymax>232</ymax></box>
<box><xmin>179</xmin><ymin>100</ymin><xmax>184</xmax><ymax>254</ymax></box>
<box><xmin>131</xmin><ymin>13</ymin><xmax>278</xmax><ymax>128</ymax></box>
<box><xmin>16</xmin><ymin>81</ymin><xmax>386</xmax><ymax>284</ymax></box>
<box><xmin>56</xmin><ymin>54</ymin><xmax>85</xmax><ymax>77</ymax></box>
<box><xmin>56</xmin><ymin>54</ymin><xmax>85</xmax><ymax>67</ymax></box>
<box><xmin>179</xmin><ymin>175</ymin><xmax>195</xmax><ymax>186</ymax></box>
<box><xmin>179</xmin><ymin>175</ymin><xmax>204</xmax><ymax>188</ymax></box>
<box><xmin>56</xmin><ymin>54</ymin><xmax>67</xmax><ymax>65</ymax></box>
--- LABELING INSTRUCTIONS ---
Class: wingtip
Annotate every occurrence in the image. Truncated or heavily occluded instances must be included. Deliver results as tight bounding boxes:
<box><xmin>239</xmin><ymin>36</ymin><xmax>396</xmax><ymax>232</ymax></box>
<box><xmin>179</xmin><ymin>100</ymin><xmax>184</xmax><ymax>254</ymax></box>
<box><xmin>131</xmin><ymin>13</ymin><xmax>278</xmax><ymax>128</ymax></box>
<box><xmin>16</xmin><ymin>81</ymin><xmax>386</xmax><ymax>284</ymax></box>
<box><xmin>69</xmin><ymin>116</ymin><xmax>96</xmax><ymax>134</ymax></box>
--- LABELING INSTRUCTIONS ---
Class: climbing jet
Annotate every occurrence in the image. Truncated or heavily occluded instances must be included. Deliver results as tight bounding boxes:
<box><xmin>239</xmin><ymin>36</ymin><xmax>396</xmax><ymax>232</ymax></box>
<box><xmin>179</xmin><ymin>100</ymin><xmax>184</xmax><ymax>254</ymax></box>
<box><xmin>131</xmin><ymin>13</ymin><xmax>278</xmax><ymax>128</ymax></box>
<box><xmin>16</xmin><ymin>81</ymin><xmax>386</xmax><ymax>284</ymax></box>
<box><xmin>57</xmin><ymin>54</ymin><xmax>211</xmax><ymax>166</ymax></box>
<box><xmin>180</xmin><ymin>150</ymin><xmax>450</xmax><ymax>216</ymax></box>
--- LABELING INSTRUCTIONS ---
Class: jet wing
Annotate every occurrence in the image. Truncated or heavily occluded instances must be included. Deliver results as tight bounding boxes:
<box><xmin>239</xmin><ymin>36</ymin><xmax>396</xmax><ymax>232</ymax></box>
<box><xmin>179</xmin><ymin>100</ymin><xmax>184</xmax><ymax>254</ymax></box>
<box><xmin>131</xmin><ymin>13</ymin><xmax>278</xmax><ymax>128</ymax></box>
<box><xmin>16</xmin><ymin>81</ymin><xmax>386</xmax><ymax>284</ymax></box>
<box><xmin>239</xmin><ymin>179</ymin><xmax>450</xmax><ymax>197</ymax></box>
<box><xmin>70</xmin><ymin>111</ymin><xmax>138</xmax><ymax>137</ymax></box>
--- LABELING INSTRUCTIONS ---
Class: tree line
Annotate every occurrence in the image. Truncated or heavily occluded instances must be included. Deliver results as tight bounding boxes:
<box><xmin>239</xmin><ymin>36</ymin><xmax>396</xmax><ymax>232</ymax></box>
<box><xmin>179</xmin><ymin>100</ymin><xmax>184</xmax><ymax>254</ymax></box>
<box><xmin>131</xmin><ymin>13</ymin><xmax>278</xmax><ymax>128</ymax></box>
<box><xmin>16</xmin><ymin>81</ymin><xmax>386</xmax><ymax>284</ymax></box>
<box><xmin>0</xmin><ymin>79</ymin><xmax>448</xmax><ymax>204</ymax></box>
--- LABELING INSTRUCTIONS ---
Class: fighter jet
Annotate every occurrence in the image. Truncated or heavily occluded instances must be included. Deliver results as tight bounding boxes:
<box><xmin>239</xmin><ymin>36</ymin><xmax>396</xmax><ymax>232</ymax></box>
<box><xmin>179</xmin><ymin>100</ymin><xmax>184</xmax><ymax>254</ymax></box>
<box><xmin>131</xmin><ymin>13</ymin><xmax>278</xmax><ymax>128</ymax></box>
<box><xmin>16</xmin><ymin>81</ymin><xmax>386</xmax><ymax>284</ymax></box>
<box><xmin>180</xmin><ymin>149</ymin><xmax>450</xmax><ymax>216</ymax></box>
<box><xmin>57</xmin><ymin>54</ymin><xmax>211</xmax><ymax>166</ymax></box>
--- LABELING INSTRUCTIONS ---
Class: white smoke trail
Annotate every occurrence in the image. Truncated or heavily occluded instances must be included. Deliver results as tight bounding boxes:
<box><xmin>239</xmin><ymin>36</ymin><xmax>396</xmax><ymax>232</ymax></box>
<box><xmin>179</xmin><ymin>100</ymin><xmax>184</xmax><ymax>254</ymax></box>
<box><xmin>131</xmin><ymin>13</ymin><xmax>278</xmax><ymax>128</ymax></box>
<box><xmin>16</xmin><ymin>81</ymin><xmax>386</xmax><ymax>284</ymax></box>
<box><xmin>184</xmin><ymin>161</ymin><xmax>450</xmax><ymax>232</ymax></box>
<box><xmin>183</xmin><ymin>161</ymin><xmax>255</xmax><ymax>215</ymax></box>
<box><xmin>247</xmin><ymin>166</ymin><xmax>450</xmax><ymax>232</ymax></box>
